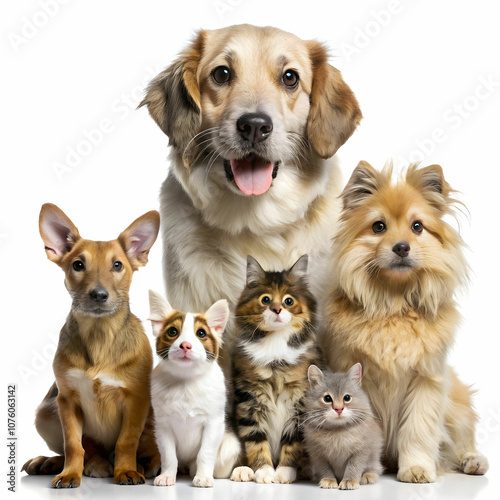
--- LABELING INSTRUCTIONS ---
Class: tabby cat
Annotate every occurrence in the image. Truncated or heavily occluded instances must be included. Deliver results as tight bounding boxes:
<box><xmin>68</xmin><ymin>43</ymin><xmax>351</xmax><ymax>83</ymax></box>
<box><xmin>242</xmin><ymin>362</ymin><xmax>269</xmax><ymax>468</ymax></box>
<box><xmin>230</xmin><ymin>254</ymin><xmax>321</xmax><ymax>484</ymax></box>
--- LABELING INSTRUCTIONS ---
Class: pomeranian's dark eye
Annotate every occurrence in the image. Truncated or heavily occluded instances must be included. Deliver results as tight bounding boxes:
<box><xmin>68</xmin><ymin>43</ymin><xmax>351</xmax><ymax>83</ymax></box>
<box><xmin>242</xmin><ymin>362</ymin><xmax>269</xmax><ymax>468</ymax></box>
<box><xmin>412</xmin><ymin>221</ymin><xmax>423</xmax><ymax>234</ymax></box>
<box><xmin>72</xmin><ymin>260</ymin><xmax>85</xmax><ymax>272</ymax></box>
<box><xmin>343</xmin><ymin>394</ymin><xmax>352</xmax><ymax>403</ymax></box>
<box><xmin>261</xmin><ymin>296</ymin><xmax>271</xmax><ymax>305</ymax></box>
<box><xmin>167</xmin><ymin>327</ymin><xmax>178</xmax><ymax>337</ymax></box>
<box><xmin>284</xmin><ymin>297</ymin><xmax>294</xmax><ymax>306</ymax></box>
<box><xmin>212</xmin><ymin>66</ymin><xmax>231</xmax><ymax>84</ymax></box>
<box><xmin>113</xmin><ymin>261</ymin><xmax>123</xmax><ymax>271</ymax></box>
<box><xmin>282</xmin><ymin>69</ymin><xmax>299</xmax><ymax>88</ymax></box>
<box><xmin>196</xmin><ymin>329</ymin><xmax>206</xmax><ymax>339</ymax></box>
<box><xmin>323</xmin><ymin>394</ymin><xmax>333</xmax><ymax>403</ymax></box>
<box><xmin>372</xmin><ymin>221</ymin><xmax>386</xmax><ymax>234</ymax></box>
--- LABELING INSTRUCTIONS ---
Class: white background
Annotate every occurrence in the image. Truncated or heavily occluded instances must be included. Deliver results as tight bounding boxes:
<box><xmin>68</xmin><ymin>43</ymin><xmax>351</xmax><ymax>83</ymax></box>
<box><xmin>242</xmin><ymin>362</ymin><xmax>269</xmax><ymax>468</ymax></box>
<box><xmin>2</xmin><ymin>1</ymin><xmax>499</xmax><ymax>499</ymax></box>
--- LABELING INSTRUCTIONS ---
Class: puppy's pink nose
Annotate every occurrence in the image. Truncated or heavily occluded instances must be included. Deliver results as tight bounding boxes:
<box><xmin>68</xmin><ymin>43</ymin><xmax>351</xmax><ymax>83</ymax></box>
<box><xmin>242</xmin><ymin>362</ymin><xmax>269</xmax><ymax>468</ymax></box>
<box><xmin>179</xmin><ymin>342</ymin><xmax>192</xmax><ymax>352</ymax></box>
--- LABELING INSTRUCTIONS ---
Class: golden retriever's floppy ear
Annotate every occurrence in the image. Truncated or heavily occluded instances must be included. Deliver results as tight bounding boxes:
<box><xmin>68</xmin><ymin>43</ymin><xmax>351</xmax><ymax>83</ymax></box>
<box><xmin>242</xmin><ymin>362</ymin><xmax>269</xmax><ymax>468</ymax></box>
<box><xmin>139</xmin><ymin>31</ymin><xmax>205</xmax><ymax>152</ymax></box>
<box><xmin>341</xmin><ymin>161</ymin><xmax>381</xmax><ymax>210</ymax></box>
<box><xmin>306</xmin><ymin>41</ymin><xmax>362</xmax><ymax>159</ymax></box>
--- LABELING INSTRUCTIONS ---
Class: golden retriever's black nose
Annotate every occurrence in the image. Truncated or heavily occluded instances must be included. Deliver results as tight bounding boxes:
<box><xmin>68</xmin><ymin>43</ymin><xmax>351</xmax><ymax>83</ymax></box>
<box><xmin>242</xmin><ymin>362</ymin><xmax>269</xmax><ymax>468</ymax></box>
<box><xmin>392</xmin><ymin>242</ymin><xmax>411</xmax><ymax>258</ymax></box>
<box><xmin>89</xmin><ymin>286</ymin><xmax>109</xmax><ymax>303</ymax></box>
<box><xmin>237</xmin><ymin>113</ymin><xmax>273</xmax><ymax>144</ymax></box>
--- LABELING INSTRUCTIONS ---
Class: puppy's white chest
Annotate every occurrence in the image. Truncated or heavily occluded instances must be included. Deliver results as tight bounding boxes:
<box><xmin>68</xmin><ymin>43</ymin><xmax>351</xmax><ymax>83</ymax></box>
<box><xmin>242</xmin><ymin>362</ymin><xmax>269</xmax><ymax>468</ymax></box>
<box><xmin>65</xmin><ymin>368</ymin><xmax>125</xmax><ymax>447</ymax></box>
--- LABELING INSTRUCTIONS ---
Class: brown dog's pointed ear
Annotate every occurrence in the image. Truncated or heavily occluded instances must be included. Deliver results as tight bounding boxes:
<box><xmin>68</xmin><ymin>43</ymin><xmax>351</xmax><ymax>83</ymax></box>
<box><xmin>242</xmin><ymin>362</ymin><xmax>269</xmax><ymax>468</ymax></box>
<box><xmin>341</xmin><ymin>161</ymin><xmax>381</xmax><ymax>210</ymax></box>
<box><xmin>118</xmin><ymin>211</ymin><xmax>160</xmax><ymax>270</ymax></box>
<box><xmin>139</xmin><ymin>30</ymin><xmax>205</xmax><ymax>153</ymax></box>
<box><xmin>406</xmin><ymin>164</ymin><xmax>454</xmax><ymax>212</ymax></box>
<box><xmin>306</xmin><ymin>41</ymin><xmax>362</xmax><ymax>159</ymax></box>
<box><xmin>39</xmin><ymin>203</ymin><xmax>81</xmax><ymax>265</ymax></box>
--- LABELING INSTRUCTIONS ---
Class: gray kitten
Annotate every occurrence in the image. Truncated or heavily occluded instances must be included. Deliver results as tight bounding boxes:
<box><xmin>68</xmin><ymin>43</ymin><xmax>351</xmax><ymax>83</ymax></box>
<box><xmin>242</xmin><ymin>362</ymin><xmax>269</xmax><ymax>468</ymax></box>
<box><xmin>302</xmin><ymin>363</ymin><xmax>383</xmax><ymax>489</ymax></box>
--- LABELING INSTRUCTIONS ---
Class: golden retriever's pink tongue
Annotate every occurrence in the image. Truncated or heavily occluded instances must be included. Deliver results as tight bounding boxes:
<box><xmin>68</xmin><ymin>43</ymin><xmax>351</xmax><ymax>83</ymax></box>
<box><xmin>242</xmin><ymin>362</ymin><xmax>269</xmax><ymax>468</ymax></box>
<box><xmin>230</xmin><ymin>157</ymin><xmax>274</xmax><ymax>195</ymax></box>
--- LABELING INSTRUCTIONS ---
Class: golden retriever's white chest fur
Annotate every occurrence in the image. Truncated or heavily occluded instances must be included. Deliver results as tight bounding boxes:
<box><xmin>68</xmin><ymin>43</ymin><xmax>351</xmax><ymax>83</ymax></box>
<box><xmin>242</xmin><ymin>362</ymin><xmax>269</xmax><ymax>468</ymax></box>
<box><xmin>65</xmin><ymin>368</ymin><xmax>125</xmax><ymax>448</ymax></box>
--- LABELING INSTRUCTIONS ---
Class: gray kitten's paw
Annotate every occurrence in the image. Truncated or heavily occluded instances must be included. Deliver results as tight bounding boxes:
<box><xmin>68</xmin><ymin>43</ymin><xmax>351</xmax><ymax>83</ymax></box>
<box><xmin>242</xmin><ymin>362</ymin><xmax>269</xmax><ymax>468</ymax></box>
<box><xmin>339</xmin><ymin>479</ymin><xmax>360</xmax><ymax>490</ymax></box>
<box><xmin>360</xmin><ymin>471</ymin><xmax>379</xmax><ymax>484</ymax></box>
<box><xmin>461</xmin><ymin>452</ymin><xmax>489</xmax><ymax>475</ymax></box>
<box><xmin>319</xmin><ymin>478</ymin><xmax>338</xmax><ymax>489</ymax></box>
<box><xmin>230</xmin><ymin>466</ymin><xmax>254</xmax><ymax>482</ymax></box>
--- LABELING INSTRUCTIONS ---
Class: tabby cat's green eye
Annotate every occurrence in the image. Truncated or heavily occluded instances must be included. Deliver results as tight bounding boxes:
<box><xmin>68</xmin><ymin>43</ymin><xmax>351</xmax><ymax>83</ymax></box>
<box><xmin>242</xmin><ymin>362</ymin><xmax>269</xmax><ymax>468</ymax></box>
<box><xmin>167</xmin><ymin>327</ymin><xmax>178</xmax><ymax>337</ymax></box>
<box><xmin>284</xmin><ymin>297</ymin><xmax>294</xmax><ymax>306</ymax></box>
<box><xmin>261</xmin><ymin>296</ymin><xmax>271</xmax><ymax>305</ymax></box>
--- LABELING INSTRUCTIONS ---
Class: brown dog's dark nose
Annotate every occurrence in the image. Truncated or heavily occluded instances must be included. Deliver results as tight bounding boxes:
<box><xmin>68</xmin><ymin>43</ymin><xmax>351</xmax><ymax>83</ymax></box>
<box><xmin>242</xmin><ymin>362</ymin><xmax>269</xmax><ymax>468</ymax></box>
<box><xmin>89</xmin><ymin>286</ymin><xmax>109</xmax><ymax>303</ymax></box>
<box><xmin>392</xmin><ymin>242</ymin><xmax>411</xmax><ymax>258</ymax></box>
<box><xmin>237</xmin><ymin>113</ymin><xmax>273</xmax><ymax>144</ymax></box>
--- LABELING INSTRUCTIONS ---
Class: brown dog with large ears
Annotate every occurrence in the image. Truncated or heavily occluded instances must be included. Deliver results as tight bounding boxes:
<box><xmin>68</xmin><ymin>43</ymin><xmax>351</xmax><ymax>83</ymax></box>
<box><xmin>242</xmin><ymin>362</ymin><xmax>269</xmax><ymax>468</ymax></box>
<box><xmin>22</xmin><ymin>204</ymin><xmax>160</xmax><ymax>488</ymax></box>
<box><xmin>139</xmin><ymin>25</ymin><xmax>362</xmax><ymax>340</ymax></box>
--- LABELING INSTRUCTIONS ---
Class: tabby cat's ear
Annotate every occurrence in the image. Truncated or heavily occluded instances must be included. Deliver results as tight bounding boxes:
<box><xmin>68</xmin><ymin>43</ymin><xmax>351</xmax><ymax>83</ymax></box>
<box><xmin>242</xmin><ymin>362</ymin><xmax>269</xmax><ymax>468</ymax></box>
<box><xmin>308</xmin><ymin>364</ymin><xmax>324</xmax><ymax>386</ymax></box>
<box><xmin>348</xmin><ymin>363</ymin><xmax>363</xmax><ymax>384</ymax></box>
<box><xmin>288</xmin><ymin>254</ymin><xmax>309</xmax><ymax>282</ymax></box>
<box><xmin>246</xmin><ymin>255</ymin><xmax>266</xmax><ymax>287</ymax></box>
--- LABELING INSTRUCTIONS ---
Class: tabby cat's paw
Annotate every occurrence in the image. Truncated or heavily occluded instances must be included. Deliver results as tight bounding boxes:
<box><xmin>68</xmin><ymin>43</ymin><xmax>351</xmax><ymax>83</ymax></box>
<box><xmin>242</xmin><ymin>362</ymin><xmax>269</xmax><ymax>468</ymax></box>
<box><xmin>193</xmin><ymin>475</ymin><xmax>214</xmax><ymax>488</ymax></box>
<box><xmin>230</xmin><ymin>466</ymin><xmax>254</xmax><ymax>482</ymax></box>
<box><xmin>273</xmin><ymin>466</ymin><xmax>296</xmax><ymax>484</ymax></box>
<box><xmin>461</xmin><ymin>452</ymin><xmax>489</xmax><ymax>475</ymax></box>
<box><xmin>254</xmin><ymin>465</ymin><xmax>275</xmax><ymax>484</ymax></box>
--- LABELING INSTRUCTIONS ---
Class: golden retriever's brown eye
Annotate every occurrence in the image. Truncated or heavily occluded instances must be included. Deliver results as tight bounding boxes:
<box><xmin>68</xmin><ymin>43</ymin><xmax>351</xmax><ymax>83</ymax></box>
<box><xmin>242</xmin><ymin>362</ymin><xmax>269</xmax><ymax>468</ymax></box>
<box><xmin>212</xmin><ymin>66</ymin><xmax>231</xmax><ymax>84</ymax></box>
<box><xmin>113</xmin><ymin>261</ymin><xmax>123</xmax><ymax>271</ymax></box>
<box><xmin>412</xmin><ymin>221</ymin><xmax>423</xmax><ymax>234</ymax></box>
<box><xmin>282</xmin><ymin>69</ymin><xmax>299</xmax><ymax>88</ymax></box>
<box><xmin>372</xmin><ymin>221</ymin><xmax>386</xmax><ymax>234</ymax></box>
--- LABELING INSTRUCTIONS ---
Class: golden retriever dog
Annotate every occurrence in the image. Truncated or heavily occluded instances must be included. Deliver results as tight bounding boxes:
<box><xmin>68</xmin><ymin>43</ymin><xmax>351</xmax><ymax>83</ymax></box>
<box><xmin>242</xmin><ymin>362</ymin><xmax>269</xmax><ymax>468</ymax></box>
<box><xmin>323</xmin><ymin>161</ymin><xmax>489</xmax><ymax>483</ymax></box>
<box><xmin>140</xmin><ymin>24</ymin><xmax>361</xmax><ymax>327</ymax></box>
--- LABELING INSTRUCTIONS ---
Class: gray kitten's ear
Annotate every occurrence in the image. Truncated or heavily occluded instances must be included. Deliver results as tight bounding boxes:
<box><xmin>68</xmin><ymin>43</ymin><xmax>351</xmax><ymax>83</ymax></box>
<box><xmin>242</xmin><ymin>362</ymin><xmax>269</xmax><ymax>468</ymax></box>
<box><xmin>348</xmin><ymin>363</ymin><xmax>363</xmax><ymax>384</ymax></box>
<box><xmin>308</xmin><ymin>365</ymin><xmax>324</xmax><ymax>386</ymax></box>
<box><xmin>246</xmin><ymin>255</ymin><xmax>266</xmax><ymax>287</ymax></box>
<box><xmin>288</xmin><ymin>254</ymin><xmax>309</xmax><ymax>282</ymax></box>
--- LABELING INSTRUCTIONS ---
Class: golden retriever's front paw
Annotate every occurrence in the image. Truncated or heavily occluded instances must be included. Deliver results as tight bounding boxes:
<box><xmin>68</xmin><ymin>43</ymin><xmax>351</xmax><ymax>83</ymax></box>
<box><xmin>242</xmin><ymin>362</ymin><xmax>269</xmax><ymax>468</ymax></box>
<box><xmin>339</xmin><ymin>479</ymin><xmax>360</xmax><ymax>490</ymax></box>
<box><xmin>461</xmin><ymin>452</ymin><xmax>489</xmax><ymax>475</ymax></box>
<box><xmin>397</xmin><ymin>465</ymin><xmax>436</xmax><ymax>483</ymax></box>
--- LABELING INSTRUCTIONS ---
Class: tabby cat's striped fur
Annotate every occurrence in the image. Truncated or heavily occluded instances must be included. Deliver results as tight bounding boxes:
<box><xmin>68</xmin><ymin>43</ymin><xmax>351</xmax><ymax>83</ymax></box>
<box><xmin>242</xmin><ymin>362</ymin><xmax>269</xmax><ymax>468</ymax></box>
<box><xmin>230</xmin><ymin>255</ymin><xmax>321</xmax><ymax>484</ymax></box>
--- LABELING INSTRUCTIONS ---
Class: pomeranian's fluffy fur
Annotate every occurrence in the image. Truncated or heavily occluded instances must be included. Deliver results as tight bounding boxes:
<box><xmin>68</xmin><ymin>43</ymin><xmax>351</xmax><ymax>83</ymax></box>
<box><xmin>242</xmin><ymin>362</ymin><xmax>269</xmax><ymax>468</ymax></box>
<box><xmin>322</xmin><ymin>161</ymin><xmax>488</xmax><ymax>483</ymax></box>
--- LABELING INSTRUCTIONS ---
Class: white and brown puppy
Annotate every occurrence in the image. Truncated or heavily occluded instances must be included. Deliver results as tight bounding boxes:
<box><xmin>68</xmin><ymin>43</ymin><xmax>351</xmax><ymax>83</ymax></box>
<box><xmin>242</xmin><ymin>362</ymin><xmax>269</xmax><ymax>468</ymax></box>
<box><xmin>140</xmin><ymin>24</ymin><xmax>361</xmax><ymax>323</ymax></box>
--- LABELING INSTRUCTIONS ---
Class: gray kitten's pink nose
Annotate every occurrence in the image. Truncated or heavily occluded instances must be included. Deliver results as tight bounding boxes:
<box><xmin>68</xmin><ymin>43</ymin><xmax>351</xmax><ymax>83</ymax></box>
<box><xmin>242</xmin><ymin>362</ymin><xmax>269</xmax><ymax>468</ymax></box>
<box><xmin>334</xmin><ymin>407</ymin><xmax>344</xmax><ymax>415</ymax></box>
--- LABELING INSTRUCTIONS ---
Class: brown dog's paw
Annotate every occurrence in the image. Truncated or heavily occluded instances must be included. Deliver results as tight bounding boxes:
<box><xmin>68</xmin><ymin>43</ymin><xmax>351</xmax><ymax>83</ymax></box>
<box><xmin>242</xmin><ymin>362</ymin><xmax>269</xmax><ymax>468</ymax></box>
<box><xmin>51</xmin><ymin>472</ymin><xmax>82</xmax><ymax>488</ymax></box>
<box><xmin>115</xmin><ymin>470</ymin><xmax>145</xmax><ymax>485</ymax></box>
<box><xmin>83</xmin><ymin>456</ymin><xmax>113</xmax><ymax>478</ymax></box>
<box><xmin>22</xmin><ymin>456</ymin><xmax>64</xmax><ymax>475</ymax></box>
<box><xmin>461</xmin><ymin>452</ymin><xmax>489</xmax><ymax>475</ymax></box>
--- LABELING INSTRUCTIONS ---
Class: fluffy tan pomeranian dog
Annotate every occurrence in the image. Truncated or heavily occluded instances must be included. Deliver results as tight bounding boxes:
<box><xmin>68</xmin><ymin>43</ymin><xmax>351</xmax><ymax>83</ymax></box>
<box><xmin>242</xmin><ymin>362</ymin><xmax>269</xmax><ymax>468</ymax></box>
<box><xmin>322</xmin><ymin>161</ymin><xmax>488</xmax><ymax>483</ymax></box>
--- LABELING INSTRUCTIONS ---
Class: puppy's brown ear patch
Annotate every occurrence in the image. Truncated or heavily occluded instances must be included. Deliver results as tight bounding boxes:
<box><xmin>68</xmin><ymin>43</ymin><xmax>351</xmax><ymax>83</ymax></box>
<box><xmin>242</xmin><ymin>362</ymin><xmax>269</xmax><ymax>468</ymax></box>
<box><xmin>139</xmin><ymin>31</ymin><xmax>205</xmax><ymax>152</ymax></box>
<box><xmin>39</xmin><ymin>203</ymin><xmax>81</xmax><ymax>265</ymax></box>
<box><xmin>341</xmin><ymin>161</ymin><xmax>381</xmax><ymax>210</ymax></box>
<box><xmin>306</xmin><ymin>41</ymin><xmax>362</xmax><ymax>159</ymax></box>
<box><xmin>118</xmin><ymin>211</ymin><xmax>160</xmax><ymax>270</ymax></box>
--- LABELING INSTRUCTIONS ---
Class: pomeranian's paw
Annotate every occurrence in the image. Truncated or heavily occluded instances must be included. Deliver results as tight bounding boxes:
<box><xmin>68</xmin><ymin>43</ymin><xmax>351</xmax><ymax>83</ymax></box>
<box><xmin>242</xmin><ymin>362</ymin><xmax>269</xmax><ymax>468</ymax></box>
<box><xmin>154</xmin><ymin>474</ymin><xmax>176</xmax><ymax>486</ymax></box>
<box><xmin>398</xmin><ymin>465</ymin><xmax>436</xmax><ymax>483</ymax></box>
<box><xmin>461</xmin><ymin>452</ymin><xmax>489</xmax><ymax>475</ymax></box>
<box><xmin>360</xmin><ymin>471</ymin><xmax>379</xmax><ymax>485</ymax></box>
<box><xmin>230</xmin><ymin>466</ymin><xmax>255</xmax><ymax>482</ymax></box>
<box><xmin>254</xmin><ymin>465</ymin><xmax>275</xmax><ymax>484</ymax></box>
<box><xmin>193</xmin><ymin>475</ymin><xmax>214</xmax><ymax>488</ymax></box>
<box><xmin>273</xmin><ymin>466</ymin><xmax>296</xmax><ymax>484</ymax></box>
<box><xmin>319</xmin><ymin>478</ymin><xmax>338</xmax><ymax>489</ymax></box>
<box><xmin>339</xmin><ymin>479</ymin><xmax>360</xmax><ymax>490</ymax></box>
